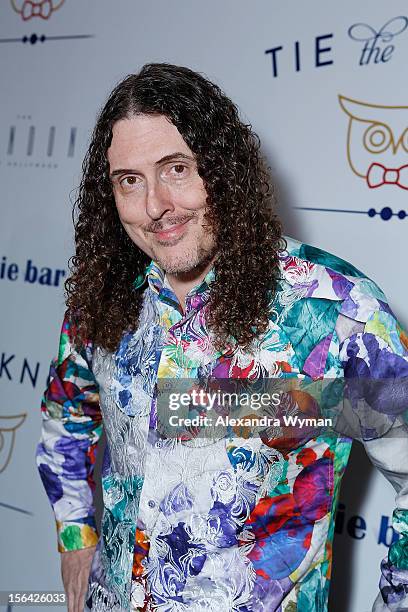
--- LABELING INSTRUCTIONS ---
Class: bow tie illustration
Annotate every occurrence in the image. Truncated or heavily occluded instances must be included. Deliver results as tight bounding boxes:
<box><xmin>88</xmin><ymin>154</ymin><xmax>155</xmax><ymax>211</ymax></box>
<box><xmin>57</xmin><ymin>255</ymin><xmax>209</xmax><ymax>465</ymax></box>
<box><xmin>366</xmin><ymin>162</ymin><xmax>408</xmax><ymax>190</ymax></box>
<box><xmin>22</xmin><ymin>0</ymin><xmax>52</xmax><ymax>20</ymax></box>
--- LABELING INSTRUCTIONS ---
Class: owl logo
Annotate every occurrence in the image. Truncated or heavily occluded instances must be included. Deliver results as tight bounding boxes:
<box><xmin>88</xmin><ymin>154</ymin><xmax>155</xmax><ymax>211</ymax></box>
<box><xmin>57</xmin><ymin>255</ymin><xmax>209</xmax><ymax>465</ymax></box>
<box><xmin>339</xmin><ymin>95</ymin><xmax>408</xmax><ymax>190</ymax></box>
<box><xmin>10</xmin><ymin>0</ymin><xmax>65</xmax><ymax>21</ymax></box>
<box><xmin>0</xmin><ymin>413</ymin><xmax>26</xmax><ymax>473</ymax></box>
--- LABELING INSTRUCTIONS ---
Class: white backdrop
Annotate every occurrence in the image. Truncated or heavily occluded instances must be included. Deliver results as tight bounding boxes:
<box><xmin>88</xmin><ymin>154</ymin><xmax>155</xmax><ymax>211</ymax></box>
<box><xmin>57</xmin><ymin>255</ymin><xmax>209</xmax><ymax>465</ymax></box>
<box><xmin>0</xmin><ymin>2</ymin><xmax>407</xmax><ymax>611</ymax></box>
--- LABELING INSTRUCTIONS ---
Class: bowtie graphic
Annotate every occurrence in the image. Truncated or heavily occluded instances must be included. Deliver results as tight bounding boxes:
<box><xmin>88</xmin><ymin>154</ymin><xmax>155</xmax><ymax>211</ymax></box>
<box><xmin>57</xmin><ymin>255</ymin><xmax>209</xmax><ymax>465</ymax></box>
<box><xmin>366</xmin><ymin>162</ymin><xmax>408</xmax><ymax>190</ymax></box>
<box><xmin>22</xmin><ymin>0</ymin><xmax>52</xmax><ymax>20</ymax></box>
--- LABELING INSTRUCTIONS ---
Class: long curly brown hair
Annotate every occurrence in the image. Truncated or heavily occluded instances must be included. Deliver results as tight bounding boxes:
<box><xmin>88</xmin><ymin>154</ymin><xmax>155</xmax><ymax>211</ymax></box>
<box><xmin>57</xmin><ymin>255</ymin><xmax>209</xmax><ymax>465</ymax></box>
<box><xmin>65</xmin><ymin>63</ymin><xmax>285</xmax><ymax>353</ymax></box>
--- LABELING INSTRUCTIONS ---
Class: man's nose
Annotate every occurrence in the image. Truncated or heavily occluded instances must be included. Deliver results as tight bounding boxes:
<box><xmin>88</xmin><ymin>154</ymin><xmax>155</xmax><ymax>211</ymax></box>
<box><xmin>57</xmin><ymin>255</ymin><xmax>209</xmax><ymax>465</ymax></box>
<box><xmin>145</xmin><ymin>178</ymin><xmax>174</xmax><ymax>220</ymax></box>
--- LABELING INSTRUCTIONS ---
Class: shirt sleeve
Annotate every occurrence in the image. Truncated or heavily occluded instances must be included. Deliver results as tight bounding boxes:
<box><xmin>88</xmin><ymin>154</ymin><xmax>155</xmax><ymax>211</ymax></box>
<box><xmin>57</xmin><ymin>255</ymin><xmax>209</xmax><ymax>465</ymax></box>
<box><xmin>35</xmin><ymin>312</ymin><xmax>103</xmax><ymax>553</ymax></box>
<box><xmin>337</xmin><ymin>287</ymin><xmax>408</xmax><ymax>611</ymax></box>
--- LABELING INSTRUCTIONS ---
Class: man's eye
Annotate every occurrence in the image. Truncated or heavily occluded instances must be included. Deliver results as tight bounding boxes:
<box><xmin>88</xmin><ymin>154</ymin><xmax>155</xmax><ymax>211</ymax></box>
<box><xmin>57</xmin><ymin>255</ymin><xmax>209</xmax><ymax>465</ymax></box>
<box><xmin>170</xmin><ymin>164</ymin><xmax>187</xmax><ymax>176</ymax></box>
<box><xmin>120</xmin><ymin>176</ymin><xmax>139</xmax><ymax>188</ymax></box>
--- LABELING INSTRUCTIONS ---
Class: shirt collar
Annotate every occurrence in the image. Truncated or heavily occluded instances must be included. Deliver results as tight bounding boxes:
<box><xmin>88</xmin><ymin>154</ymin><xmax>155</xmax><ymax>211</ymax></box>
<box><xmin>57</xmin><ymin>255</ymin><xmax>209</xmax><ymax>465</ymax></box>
<box><xmin>133</xmin><ymin>260</ymin><xmax>215</xmax><ymax>315</ymax></box>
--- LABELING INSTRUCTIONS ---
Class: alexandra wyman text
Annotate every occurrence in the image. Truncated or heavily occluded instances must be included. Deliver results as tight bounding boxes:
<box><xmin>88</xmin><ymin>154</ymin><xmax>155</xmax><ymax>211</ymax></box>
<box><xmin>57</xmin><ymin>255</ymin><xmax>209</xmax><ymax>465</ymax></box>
<box><xmin>168</xmin><ymin>415</ymin><xmax>334</xmax><ymax>428</ymax></box>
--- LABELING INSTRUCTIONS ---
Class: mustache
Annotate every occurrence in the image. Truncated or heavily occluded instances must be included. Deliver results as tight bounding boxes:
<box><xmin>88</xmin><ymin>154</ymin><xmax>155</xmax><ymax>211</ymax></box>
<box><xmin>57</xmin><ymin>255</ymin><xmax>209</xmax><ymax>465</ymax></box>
<box><xmin>145</xmin><ymin>213</ymin><xmax>197</xmax><ymax>233</ymax></box>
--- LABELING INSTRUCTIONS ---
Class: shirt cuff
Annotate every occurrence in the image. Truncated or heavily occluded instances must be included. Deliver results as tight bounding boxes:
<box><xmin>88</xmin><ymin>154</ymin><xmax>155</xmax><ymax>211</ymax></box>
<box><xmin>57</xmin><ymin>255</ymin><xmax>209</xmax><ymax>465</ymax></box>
<box><xmin>56</xmin><ymin>518</ymin><xmax>99</xmax><ymax>552</ymax></box>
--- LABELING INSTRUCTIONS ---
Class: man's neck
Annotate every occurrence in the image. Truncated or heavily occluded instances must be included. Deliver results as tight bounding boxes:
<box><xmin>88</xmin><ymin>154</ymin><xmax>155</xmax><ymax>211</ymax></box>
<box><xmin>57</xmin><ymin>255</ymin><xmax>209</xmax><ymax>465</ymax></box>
<box><xmin>165</xmin><ymin>258</ymin><xmax>215</xmax><ymax>313</ymax></box>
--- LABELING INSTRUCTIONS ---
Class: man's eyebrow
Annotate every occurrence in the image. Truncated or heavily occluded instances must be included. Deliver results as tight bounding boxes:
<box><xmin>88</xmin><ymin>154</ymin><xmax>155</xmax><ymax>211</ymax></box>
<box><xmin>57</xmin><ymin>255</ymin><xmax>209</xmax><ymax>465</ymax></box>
<box><xmin>155</xmin><ymin>152</ymin><xmax>195</xmax><ymax>165</ymax></box>
<box><xmin>109</xmin><ymin>152</ymin><xmax>195</xmax><ymax>179</ymax></box>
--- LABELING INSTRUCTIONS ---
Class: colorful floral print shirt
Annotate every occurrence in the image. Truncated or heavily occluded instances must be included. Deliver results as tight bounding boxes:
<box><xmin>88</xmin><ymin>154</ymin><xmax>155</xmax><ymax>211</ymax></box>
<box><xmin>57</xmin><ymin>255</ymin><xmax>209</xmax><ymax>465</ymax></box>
<box><xmin>36</xmin><ymin>236</ymin><xmax>408</xmax><ymax>612</ymax></box>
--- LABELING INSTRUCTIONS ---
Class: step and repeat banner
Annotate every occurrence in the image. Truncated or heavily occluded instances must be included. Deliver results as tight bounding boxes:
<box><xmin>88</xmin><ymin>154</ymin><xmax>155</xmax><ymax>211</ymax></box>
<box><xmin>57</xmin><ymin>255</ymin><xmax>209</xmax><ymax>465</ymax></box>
<box><xmin>0</xmin><ymin>2</ymin><xmax>407</xmax><ymax>611</ymax></box>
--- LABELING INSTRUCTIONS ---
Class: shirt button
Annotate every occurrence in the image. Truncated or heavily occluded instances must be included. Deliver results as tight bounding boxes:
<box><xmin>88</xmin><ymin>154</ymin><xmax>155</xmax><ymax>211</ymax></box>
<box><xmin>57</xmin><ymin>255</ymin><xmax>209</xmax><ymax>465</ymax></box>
<box><xmin>172</xmin><ymin>325</ymin><xmax>182</xmax><ymax>336</ymax></box>
<box><xmin>148</xmin><ymin>500</ymin><xmax>156</xmax><ymax>508</ymax></box>
<box><xmin>155</xmin><ymin>441</ymin><xmax>162</xmax><ymax>449</ymax></box>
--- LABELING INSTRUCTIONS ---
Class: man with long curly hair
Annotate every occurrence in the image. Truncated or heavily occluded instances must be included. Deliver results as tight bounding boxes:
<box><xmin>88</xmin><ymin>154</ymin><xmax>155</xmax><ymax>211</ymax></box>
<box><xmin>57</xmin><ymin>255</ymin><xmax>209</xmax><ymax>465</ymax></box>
<box><xmin>36</xmin><ymin>63</ymin><xmax>408</xmax><ymax>612</ymax></box>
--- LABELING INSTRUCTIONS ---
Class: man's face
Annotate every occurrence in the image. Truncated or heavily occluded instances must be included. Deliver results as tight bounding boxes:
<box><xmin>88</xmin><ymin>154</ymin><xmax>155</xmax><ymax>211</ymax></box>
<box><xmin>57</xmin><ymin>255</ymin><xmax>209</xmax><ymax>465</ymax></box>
<box><xmin>107</xmin><ymin>114</ymin><xmax>217</xmax><ymax>275</ymax></box>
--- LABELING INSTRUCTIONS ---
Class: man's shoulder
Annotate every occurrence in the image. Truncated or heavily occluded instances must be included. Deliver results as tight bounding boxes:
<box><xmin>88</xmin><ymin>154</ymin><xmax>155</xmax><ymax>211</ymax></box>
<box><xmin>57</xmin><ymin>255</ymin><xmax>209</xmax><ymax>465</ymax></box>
<box><xmin>281</xmin><ymin>235</ymin><xmax>365</xmax><ymax>278</ymax></box>
<box><xmin>275</xmin><ymin>235</ymin><xmax>389</xmax><ymax>318</ymax></box>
